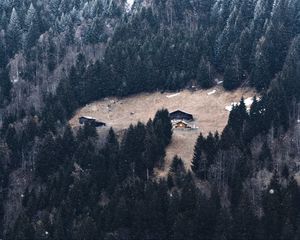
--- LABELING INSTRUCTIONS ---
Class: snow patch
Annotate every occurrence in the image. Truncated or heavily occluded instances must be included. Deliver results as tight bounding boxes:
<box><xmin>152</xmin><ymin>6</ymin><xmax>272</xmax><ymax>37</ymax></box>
<box><xmin>225</xmin><ymin>103</ymin><xmax>237</xmax><ymax>112</ymax></box>
<box><xmin>244</xmin><ymin>97</ymin><xmax>254</xmax><ymax>107</ymax></box>
<box><xmin>125</xmin><ymin>0</ymin><xmax>134</xmax><ymax>12</ymax></box>
<box><xmin>225</xmin><ymin>97</ymin><xmax>261</xmax><ymax>112</ymax></box>
<box><xmin>207</xmin><ymin>90</ymin><xmax>217</xmax><ymax>96</ymax></box>
<box><xmin>167</xmin><ymin>93</ymin><xmax>180</xmax><ymax>98</ymax></box>
<box><xmin>215</xmin><ymin>78</ymin><xmax>223</xmax><ymax>85</ymax></box>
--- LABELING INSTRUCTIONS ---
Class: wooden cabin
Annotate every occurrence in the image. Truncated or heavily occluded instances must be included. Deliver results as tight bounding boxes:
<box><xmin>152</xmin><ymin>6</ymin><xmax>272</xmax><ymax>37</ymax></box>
<box><xmin>170</xmin><ymin>110</ymin><xmax>194</xmax><ymax>122</ymax></box>
<box><xmin>173</xmin><ymin>121</ymin><xmax>191</xmax><ymax>129</ymax></box>
<box><xmin>79</xmin><ymin>116</ymin><xmax>106</xmax><ymax>127</ymax></box>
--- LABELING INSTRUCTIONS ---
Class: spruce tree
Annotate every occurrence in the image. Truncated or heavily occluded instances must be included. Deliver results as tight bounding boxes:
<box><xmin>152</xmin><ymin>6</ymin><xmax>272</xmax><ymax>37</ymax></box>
<box><xmin>196</xmin><ymin>57</ymin><xmax>213</xmax><ymax>89</ymax></box>
<box><xmin>280</xmin><ymin>36</ymin><xmax>300</xmax><ymax>100</ymax></box>
<box><xmin>191</xmin><ymin>134</ymin><xmax>202</xmax><ymax>178</ymax></box>
<box><xmin>24</xmin><ymin>3</ymin><xmax>37</xmax><ymax>29</ymax></box>
<box><xmin>223</xmin><ymin>55</ymin><xmax>242</xmax><ymax>90</ymax></box>
<box><xmin>282</xmin><ymin>177</ymin><xmax>300</xmax><ymax>229</ymax></box>
<box><xmin>153</xmin><ymin>109</ymin><xmax>172</xmax><ymax>146</ymax></box>
<box><xmin>36</xmin><ymin>133</ymin><xmax>60</xmax><ymax>181</ymax></box>
<box><xmin>232</xmin><ymin>194</ymin><xmax>257</xmax><ymax>240</ymax></box>
<box><xmin>258</xmin><ymin>142</ymin><xmax>273</xmax><ymax>171</ymax></box>
<box><xmin>262</xmin><ymin>171</ymin><xmax>283</xmax><ymax>240</ymax></box>
<box><xmin>251</xmin><ymin>50</ymin><xmax>272</xmax><ymax>91</ymax></box>
<box><xmin>23</xmin><ymin>3</ymin><xmax>40</xmax><ymax>54</ymax></box>
<box><xmin>0</xmin><ymin>62</ymin><xmax>11</xmax><ymax>106</ymax></box>
<box><xmin>143</xmin><ymin>120</ymin><xmax>160</xmax><ymax>176</ymax></box>
<box><xmin>7</xmin><ymin>8</ymin><xmax>22</xmax><ymax>56</ymax></box>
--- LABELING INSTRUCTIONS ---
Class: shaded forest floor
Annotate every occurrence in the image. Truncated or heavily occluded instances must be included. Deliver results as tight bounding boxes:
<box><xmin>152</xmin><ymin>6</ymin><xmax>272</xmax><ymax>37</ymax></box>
<box><xmin>70</xmin><ymin>86</ymin><xmax>257</xmax><ymax>177</ymax></box>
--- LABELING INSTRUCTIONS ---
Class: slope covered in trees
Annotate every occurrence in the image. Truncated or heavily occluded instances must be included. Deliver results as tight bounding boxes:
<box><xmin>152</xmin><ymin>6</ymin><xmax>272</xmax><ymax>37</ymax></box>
<box><xmin>0</xmin><ymin>0</ymin><xmax>299</xmax><ymax>117</ymax></box>
<box><xmin>0</xmin><ymin>0</ymin><xmax>300</xmax><ymax>239</ymax></box>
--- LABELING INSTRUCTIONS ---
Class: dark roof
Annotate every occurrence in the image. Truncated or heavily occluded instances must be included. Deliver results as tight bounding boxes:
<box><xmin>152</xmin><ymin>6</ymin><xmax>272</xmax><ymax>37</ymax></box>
<box><xmin>79</xmin><ymin>116</ymin><xmax>106</xmax><ymax>127</ymax></box>
<box><xmin>170</xmin><ymin>110</ymin><xmax>192</xmax><ymax>115</ymax></box>
<box><xmin>169</xmin><ymin>110</ymin><xmax>193</xmax><ymax>119</ymax></box>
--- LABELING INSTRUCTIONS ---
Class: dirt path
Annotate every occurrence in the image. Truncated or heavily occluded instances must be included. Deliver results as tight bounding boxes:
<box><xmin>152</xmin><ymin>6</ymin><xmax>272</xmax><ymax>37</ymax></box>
<box><xmin>70</xmin><ymin>86</ymin><xmax>257</xmax><ymax>177</ymax></box>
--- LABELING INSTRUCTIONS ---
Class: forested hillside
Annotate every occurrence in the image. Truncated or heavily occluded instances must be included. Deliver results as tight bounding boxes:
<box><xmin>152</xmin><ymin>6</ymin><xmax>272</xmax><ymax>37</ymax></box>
<box><xmin>0</xmin><ymin>0</ymin><xmax>300</xmax><ymax>239</ymax></box>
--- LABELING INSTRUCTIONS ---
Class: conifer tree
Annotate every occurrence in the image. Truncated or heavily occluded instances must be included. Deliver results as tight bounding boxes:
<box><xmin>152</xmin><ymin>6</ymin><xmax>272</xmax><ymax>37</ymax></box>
<box><xmin>223</xmin><ymin>55</ymin><xmax>242</xmax><ymax>90</ymax></box>
<box><xmin>280</xmin><ymin>36</ymin><xmax>300</xmax><ymax>100</ymax></box>
<box><xmin>153</xmin><ymin>109</ymin><xmax>172</xmax><ymax>146</ymax></box>
<box><xmin>213</xmin><ymin>208</ymin><xmax>232</xmax><ymax>240</ymax></box>
<box><xmin>258</xmin><ymin>142</ymin><xmax>273</xmax><ymax>171</ymax></box>
<box><xmin>232</xmin><ymin>194</ymin><xmax>257</xmax><ymax>240</ymax></box>
<box><xmin>169</xmin><ymin>155</ymin><xmax>186</xmax><ymax>186</ymax></box>
<box><xmin>36</xmin><ymin>133</ymin><xmax>60</xmax><ymax>181</ymax></box>
<box><xmin>0</xmin><ymin>38</ymin><xmax>11</xmax><ymax>106</ymax></box>
<box><xmin>251</xmin><ymin>50</ymin><xmax>272</xmax><ymax>91</ymax></box>
<box><xmin>262</xmin><ymin>171</ymin><xmax>283</xmax><ymax>240</ymax></box>
<box><xmin>7</xmin><ymin>8</ymin><xmax>22</xmax><ymax>55</ymax></box>
<box><xmin>143</xmin><ymin>120</ymin><xmax>160</xmax><ymax>176</ymax></box>
<box><xmin>196</xmin><ymin>57</ymin><xmax>213</xmax><ymax>89</ymax></box>
<box><xmin>0</xmin><ymin>10</ymin><xmax>8</xmax><ymax>29</ymax></box>
<box><xmin>191</xmin><ymin>134</ymin><xmax>203</xmax><ymax>178</ymax></box>
<box><xmin>23</xmin><ymin>3</ymin><xmax>40</xmax><ymax>53</ymax></box>
<box><xmin>282</xmin><ymin>177</ymin><xmax>300</xmax><ymax>229</ymax></box>
<box><xmin>25</xmin><ymin>3</ymin><xmax>37</xmax><ymax>29</ymax></box>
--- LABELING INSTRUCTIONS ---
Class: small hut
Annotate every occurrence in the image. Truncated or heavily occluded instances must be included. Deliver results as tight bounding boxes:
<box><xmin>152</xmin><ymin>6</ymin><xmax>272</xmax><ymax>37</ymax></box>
<box><xmin>79</xmin><ymin>116</ymin><xmax>106</xmax><ymax>127</ymax></box>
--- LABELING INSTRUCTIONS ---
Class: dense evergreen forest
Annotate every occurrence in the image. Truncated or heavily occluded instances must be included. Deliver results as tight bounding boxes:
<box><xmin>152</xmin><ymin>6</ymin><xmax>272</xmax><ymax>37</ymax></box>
<box><xmin>0</xmin><ymin>0</ymin><xmax>300</xmax><ymax>239</ymax></box>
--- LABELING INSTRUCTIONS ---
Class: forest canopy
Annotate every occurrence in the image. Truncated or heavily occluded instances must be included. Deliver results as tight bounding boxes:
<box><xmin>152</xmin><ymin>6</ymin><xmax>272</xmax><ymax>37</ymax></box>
<box><xmin>0</xmin><ymin>0</ymin><xmax>299</xmax><ymax>239</ymax></box>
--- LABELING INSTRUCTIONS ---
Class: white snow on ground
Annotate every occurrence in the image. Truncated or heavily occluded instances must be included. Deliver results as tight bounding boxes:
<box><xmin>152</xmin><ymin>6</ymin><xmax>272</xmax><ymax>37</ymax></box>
<box><xmin>244</xmin><ymin>97</ymin><xmax>254</xmax><ymax>106</ymax></box>
<box><xmin>126</xmin><ymin>0</ymin><xmax>134</xmax><ymax>11</ymax></box>
<box><xmin>225</xmin><ymin>104</ymin><xmax>237</xmax><ymax>112</ymax></box>
<box><xmin>167</xmin><ymin>93</ymin><xmax>181</xmax><ymax>98</ymax></box>
<box><xmin>208</xmin><ymin>90</ymin><xmax>217</xmax><ymax>95</ymax></box>
<box><xmin>225</xmin><ymin>97</ymin><xmax>261</xmax><ymax>111</ymax></box>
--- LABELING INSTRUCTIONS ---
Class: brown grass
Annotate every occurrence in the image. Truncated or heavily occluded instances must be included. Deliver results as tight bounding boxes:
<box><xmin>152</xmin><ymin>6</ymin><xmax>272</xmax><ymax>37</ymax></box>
<box><xmin>69</xmin><ymin>86</ymin><xmax>257</xmax><ymax>177</ymax></box>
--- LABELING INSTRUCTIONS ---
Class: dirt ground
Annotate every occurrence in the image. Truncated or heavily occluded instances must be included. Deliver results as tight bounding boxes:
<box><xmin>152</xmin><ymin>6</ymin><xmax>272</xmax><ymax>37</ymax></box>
<box><xmin>69</xmin><ymin>86</ymin><xmax>257</xmax><ymax>177</ymax></box>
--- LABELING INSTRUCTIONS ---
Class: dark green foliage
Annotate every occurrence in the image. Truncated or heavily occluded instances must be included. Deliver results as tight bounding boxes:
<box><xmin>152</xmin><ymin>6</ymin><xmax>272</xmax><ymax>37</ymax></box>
<box><xmin>213</xmin><ymin>208</ymin><xmax>232</xmax><ymax>240</ymax></box>
<box><xmin>35</xmin><ymin>133</ymin><xmax>61</xmax><ymax>181</ymax></box>
<box><xmin>0</xmin><ymin>38</ymin><xmax>11</xmax><ymax>106</ymax></box>
<box><xmin>197</xmin><ymin>57</ymin><xmax>214</xmax><ymax>89</ymax></box>
<box><xmin>262</xmin><ymin>171</ymin><xmax>283</xmax><ymax>240</ymax></box>
<box><xmin>280</xmin><ymin>36</ymin><xmax>300</xmax><ymax>100</ymax></box>
<box><xmin>169</xmin><ymin>155</ymin><xmax>186</xmax><ymax>176</ymax></box>
<box><xmin>6</xmin><ymin>8</ymin><xmax>22</xmax><ymax>55</ymax></box>
<box><xmin>258</xmin><ymin>142</ymin><xmax>273</xmax><ymax>171</ymax></box>
<box><xmin>231</xmin><ymin>194</ymin><xmax>257</xmax><ymax>240</ymax></box>
<box><xmin>153</xmin><ymin>108</ymin><xmax>172</xmax><ymax>146</ymax></box>
<box><xmin>1</xmin><ymin>1</ymin><xmax>300</xmax><ymax>239</ymax></box>
<box><xmin>251</xmin><ymin>50</ymin><xmax>272</xmax><ymax>91</ymax></box>
<box><xmin>223</xmin><ymin>55</ymin><xmax>243</xmax><ymax>90</ymax></box>
<box><xmin>191</xmin><ymin>134</ymin><xmax>202</xmax><ymax>178</ymax></box>
<box><xmin>9</xmin><ymin>213</ymin><xmax>34</xmax><ymax>240</ymax></box>
<box><xmin>227</xmin><ymin>97</ymin><xmax>249</xmax><ymax>139</ymax></box>
<box><xmin>4</xmin><ymin>95</ymin><xmax>300</xmax><ymax>240</ymax></box>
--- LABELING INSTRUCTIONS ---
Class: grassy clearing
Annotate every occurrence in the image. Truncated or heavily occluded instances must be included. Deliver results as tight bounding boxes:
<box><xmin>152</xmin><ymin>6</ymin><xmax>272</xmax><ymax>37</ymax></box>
<box><xmin>70</xmin><ymin>86</ymin><xmax>257</xmax><ymax>177</ymax></box>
